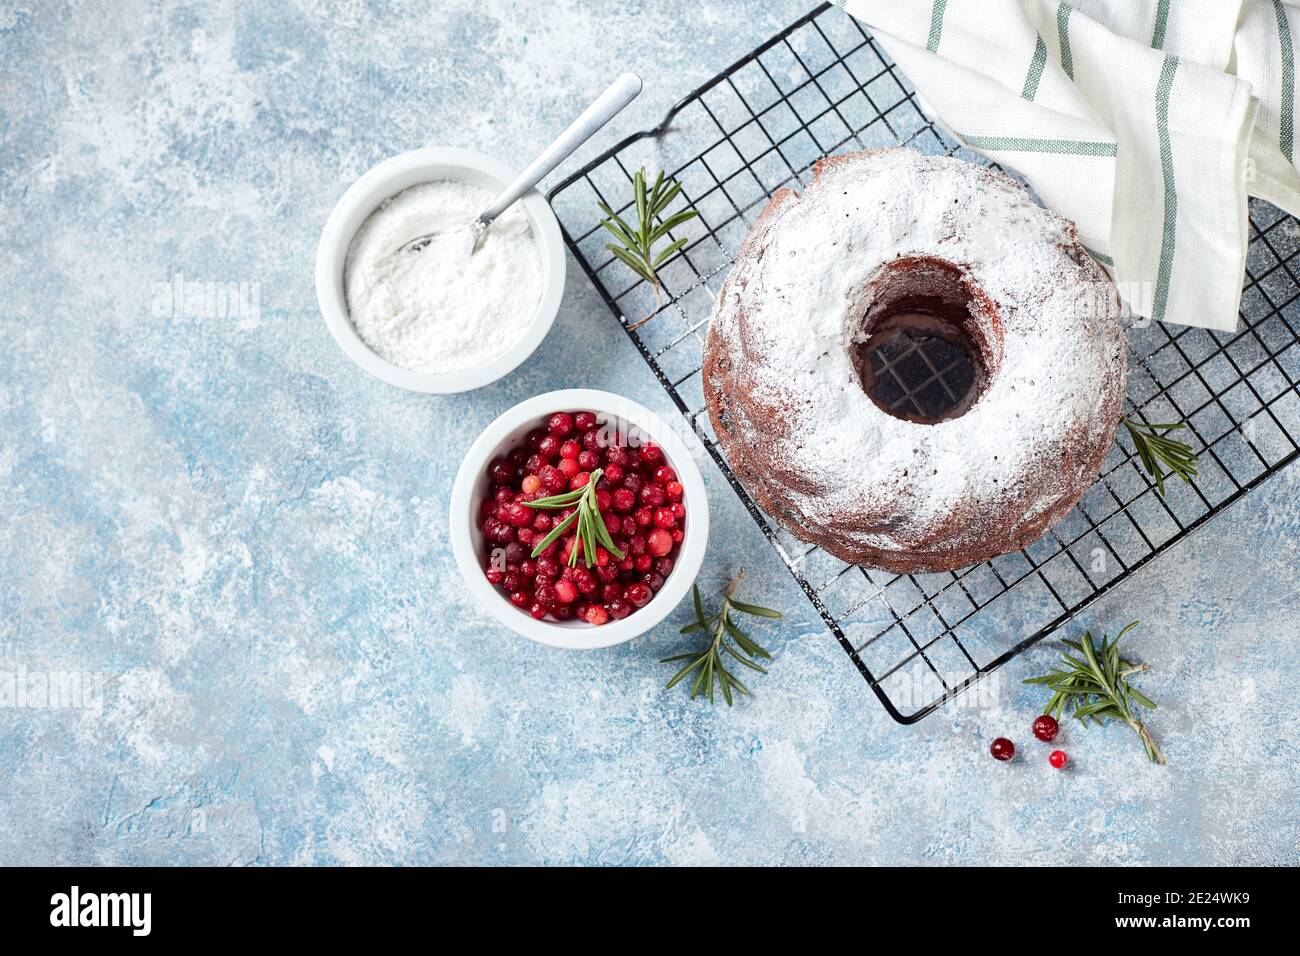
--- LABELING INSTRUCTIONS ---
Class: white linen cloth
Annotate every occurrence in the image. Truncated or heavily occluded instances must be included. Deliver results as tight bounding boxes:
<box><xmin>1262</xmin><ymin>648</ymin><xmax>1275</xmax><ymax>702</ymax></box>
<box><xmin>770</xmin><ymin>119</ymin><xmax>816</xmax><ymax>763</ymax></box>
<box><xmin>836</xmin><ymin>0</ymin><xmax>1300</xmax><ymax>331</ymax></box>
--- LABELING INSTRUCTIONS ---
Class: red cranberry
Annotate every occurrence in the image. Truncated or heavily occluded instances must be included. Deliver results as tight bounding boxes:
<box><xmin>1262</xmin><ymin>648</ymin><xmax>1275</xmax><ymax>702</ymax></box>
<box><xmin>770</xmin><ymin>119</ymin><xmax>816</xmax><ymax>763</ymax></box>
<box><xmin>503</xmin><ymin>542</ymin><xmax>527</xmax><ymax>564</ymax></box>
<box><xmin>640</xmin><ymin>443</ymin><xmax>662</xmax><ymax>464</ymax></box>
<box><xmin>634</xmin><ymin>554</ymin><xmax>652</xmax><ymax>573</ymax></box>
<box><xmin>488</xmin><ymin>458</ymin><xmax>515</xmax><ymax>483</ymax></box>
<box><xmin>596</xmin><ymin>564</ymin><xmax>618</xmax><ymax>583</ymax></box>
<box><xmin>553</xmin><ymin>579</ymin><xmax>577</xmax><ymax>603</ymax></box>
<box><xmin>633</xmin><ymin>506</ymin><xmax>653</xmax><ymax>527</ymax></box>
<box><xmin>654</xmin><ymin>466</ymin><xmax>676</xmax><ymax>484</ymax></box>
<box><xmin>652</xmin><ymin>507</ymin><xmax>676</xmax><ymax>529</ymax></box>
<box><xmin>535</xmin><ymin>582</ymin><xmax>558</xmax><ymax>605</ymax></box>
<box><xmin>990</xmin><ymin>738</ymin><xmax>1015</xmax><ymax>761</ymax></box>
<box><xmin>577</xmin><ymin>449</ymin><xmax>600</xmax><ymax>470</ymax></box>
<box><xmin>508</xmin><ymin>590</ymin><xmax>530</xmax><ymax>608</ymax></box>
<box><xmin>626</xmin><ymin>583</ymin><xmax>652</xmax><ymax>607</ymax></box>
<box><xmin>516</xmin><ymin>528</ymin><xmax>535</xmax><ymax>546</ymax></box>
<box><xmin>575</xmin><ymin>411</ymin><xmax>598</xmax><ymax>432</ymax></box>
<box><xmin>485</xmin><ymin>566</ymin><xmax>504</xmax><ymax>585</ymax></box>
<box><xmin>521</xmin><ymin>475</ymin><xmax>542</xmax><ymax>496</ymax></box>
<box><xmin>622</xmin><ymin>472</ymin><xmax>643</xmax><ymax>494</ymax></box>
<box><xmin>602</xmin><ymin>583</ymin><xmax>622</xmax><ymax>602</ymax></box>
<box><xmin>1049</xmin><ymin>750</ymin><xmax>1068</xmax><ymax>769</ymax></box>
<box><xmin>586</xmin><ymin>605</ymin><xmax>609</xmax><ymax>626</ymax></box>
<box><xmin>547</xmin><ymin>413</ymin><xmax>574</xmax><ymax>436</ymax></box>
<box><xmin>574</xmin><ymin>568</ymin><xmax>597</xmax><ymax>594</ymax></box>
<box><xmin>666</xmin><ymin>480</ymin><xmax>684</xmax><ymax>500</ymax></box>
<box><xmin>532</xmin><ymin>513</ymin><xmax>552</xmax><ymax>533</ymax></box>
<box><xmin>595</xmin><ymin>489</ymin><xmax>611</xmax><ymax>511</ymax></box>
<box><xmin>557</xmin><ymin>458</ymin><xmax>579</xmax><ymax>478</ymax></box>
<box><xmin>671</xmin><ymin>502</ymin><xmax>686</xmax><ymax>520</ymax></box>
<box><xmin>551</xmin><ymin>603</ymin><xmax>574</xmax><ymax>621</ymax></box>
<box><xmin>505</xmin><ymin>502</ymin><xmax>532</xmax><ymax>527</ymax></box>
<box><xmin>581</xmin><ymin>430</ymin><xmax>601</xmax><ymax>451</ymax></box>
<box><xmin>1032</xmin><ymin>714</ymin><xmax>1060</xmax><ymax>742</ymax></box>
<box><xmin>605</xmin><ymin>446</ymin><xmax>628</xmax><ymax>466</ymax></box>
<box><xmin>647</xmin><ymin>528</ymin><xmax>673</xmax><ymax>557</ymax></box>
<box><xmin>612</xmin><ymin>488</ymin><xmax>636</xmax><ymax>512</ymax></box>
<box><xmin>525</xmin><ymin>429</ymin><xmax>546</xmax><ymax>449</ymax></box>
<box><xmin>608</xmin><ymin>599</ymin><xmax>631</xmax><ymax>620</ymax></box>
<box><xmin>603</xmin><ymin>463</ymin><xmax>624</xmax><ymax>484</ymax></box>
<box><xmin>528</xmin><ymin>602</ymin><xmax>547</xmax><ymax>621</ymax></box>
<box><xmin>508</xmin><ymin>447</ymin><xmax>529</xmax><ymax>466</ymax></box>
<box><xmin>654</xmin><ymin>557</ymin><xmax>674</xmax><ymax>578</ymax></box>
<box><xmin>670</xmin><ymin>529</ymin><xmax>684</xmax><ymax>544</ymax></box>
<box><xmin>538</xmin><ymin>465</ymin><xmax>565</xmax><ymax>491</ymax></box>
<box><xmin>559</xmin><ymin>439</ymin><xmax>580</xmax><ymax>460</ymax></box>
<box><xmin>628</xmin><ymin>535</ymin><xmax>646</xmax><ymax>555</ymax></box>
<box><xmin>642</xmin><ymin>573</ymin><xmax>665</xmax><ymax>591</ymax></box>
<box><xmin>640</xmin><ymin>484</ymin><xmax>666</xmax><ymax>508</ymax></box>
<box><xmin>536</xmin><ymin>556</ymin><xmax>559</xmax><ymax>578</ymax></box>
<box><xmin>538</xmin><ymin>434</ymin><xmax>561</xmax><ymax>458</ymax></box>
<box><xmin>570</xmin><ymin>472</ymin><xmax>590</xmax><ymax>490</ymax></box>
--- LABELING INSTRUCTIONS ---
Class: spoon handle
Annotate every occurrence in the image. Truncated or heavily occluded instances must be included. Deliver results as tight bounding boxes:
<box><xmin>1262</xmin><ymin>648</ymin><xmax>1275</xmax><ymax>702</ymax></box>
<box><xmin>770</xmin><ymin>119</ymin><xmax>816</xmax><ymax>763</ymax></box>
<box><xmin>476</xmin><ymin>72</ymin><xmax>642</xmax><ymax>225</ymax></box>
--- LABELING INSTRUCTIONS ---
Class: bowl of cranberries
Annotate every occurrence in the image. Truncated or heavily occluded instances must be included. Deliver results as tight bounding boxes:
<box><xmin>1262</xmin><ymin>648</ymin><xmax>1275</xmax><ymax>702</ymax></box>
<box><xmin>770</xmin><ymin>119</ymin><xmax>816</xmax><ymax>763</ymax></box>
<box><xmin>450</xmin><ymin>389</ymin><xmax>709</xmax><ymax>648</ymax></box>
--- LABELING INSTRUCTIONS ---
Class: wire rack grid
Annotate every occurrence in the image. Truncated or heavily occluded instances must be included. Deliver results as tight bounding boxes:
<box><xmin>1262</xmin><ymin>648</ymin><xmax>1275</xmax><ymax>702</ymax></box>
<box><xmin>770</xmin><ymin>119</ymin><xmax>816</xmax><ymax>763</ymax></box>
<box><xmin>547</xmin><ymin>3</ymin><xmax>1300</xmax><ymax>723</ymax></box>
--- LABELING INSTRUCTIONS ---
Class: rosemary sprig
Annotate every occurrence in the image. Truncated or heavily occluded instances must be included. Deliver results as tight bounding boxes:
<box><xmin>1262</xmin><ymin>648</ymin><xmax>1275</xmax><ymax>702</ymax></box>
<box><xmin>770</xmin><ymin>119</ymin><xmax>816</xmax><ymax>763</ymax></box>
<box><xmin>660</xmin><ymin>569</ymin><xmax>782</xmax><ymax>706</ymax></box>
<box><xmin>1023</xmin><ymin>621</ymin><xmax>1165</xmax><ymax>763</ymax></box>
<box><xmin>1123</xmin><ymin>418</ymin><xmax>1198</xmax><ymax>497</ymax></box>
<box><xmin>598</xmin><ymin>167</ymin><xmax>699</xmax><ymax>331</ymax></box>
<box><xmin>522</xmin><ymin>468</ymin><xmax>624</xmax><ymax>569</ymax></box>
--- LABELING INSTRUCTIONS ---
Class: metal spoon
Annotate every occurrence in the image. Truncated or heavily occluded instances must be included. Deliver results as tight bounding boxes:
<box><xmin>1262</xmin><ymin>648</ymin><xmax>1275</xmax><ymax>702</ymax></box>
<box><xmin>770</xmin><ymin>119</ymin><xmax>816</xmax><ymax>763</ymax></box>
<box><xmin>401</xmin><ymin>72</ymin><xmax>643</xmax><ymax>255</ymax></box>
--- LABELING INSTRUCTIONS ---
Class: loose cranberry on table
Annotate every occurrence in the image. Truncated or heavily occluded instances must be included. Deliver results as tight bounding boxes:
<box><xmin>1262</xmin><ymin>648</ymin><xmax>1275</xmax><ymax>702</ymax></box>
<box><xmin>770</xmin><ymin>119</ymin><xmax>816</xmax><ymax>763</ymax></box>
<box><xmin>479</xmin><ymin>410</ymin><xmax>686</xmax><ymax>625</ymax></box>
<box><xmin>1032</xmin><ymin>714</ymin><xmax>1060</xmax><ymax>742</ymax></box>
<box><xmin>1049</xmin><ymin>750</ymin><xmax>1068</xmax><ymax>769</ymax></box>
<box><xmin>989</xmin><ymin>737</ymin><xmax>1015</xmax><ymax>761</ymax></box>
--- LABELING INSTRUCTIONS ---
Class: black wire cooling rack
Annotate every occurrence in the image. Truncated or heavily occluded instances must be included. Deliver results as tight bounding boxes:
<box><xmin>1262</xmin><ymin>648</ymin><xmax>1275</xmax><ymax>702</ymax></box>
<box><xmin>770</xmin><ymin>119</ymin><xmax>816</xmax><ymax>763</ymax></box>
<box><xmin>547</xmin><ymin>3</ymin><xmax>1300</xmax><ymax>723</ymax></box>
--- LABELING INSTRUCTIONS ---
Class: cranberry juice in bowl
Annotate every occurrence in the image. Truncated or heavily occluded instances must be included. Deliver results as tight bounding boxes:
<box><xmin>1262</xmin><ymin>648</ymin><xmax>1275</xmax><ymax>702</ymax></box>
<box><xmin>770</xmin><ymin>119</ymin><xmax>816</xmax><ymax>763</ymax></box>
<box><xmin>450</xmin><ymin>390</ymin><xmax>709</xmax><ymax>649</ymax></box>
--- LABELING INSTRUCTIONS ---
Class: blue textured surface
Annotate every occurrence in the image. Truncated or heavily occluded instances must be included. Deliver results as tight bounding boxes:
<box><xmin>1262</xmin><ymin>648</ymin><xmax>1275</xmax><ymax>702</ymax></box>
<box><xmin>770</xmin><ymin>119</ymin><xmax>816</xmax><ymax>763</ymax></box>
<box><xmin>1</xmin><ymin>0</ymin><xmax>1297</xmax><ymax>866</ymax></box>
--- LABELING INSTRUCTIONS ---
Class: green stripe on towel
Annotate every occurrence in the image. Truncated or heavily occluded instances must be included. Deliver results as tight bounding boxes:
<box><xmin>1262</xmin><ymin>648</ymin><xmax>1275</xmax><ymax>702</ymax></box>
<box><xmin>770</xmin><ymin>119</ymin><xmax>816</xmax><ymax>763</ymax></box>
<box><xmin>1057</xmin><ymin>3</ymin><xmax>1074</xmax><ymax>80</ymax></box>
<box><xmin>927</xmin><ymin>0</ymin><xmax>948</xmax><ymax>53</ymax></box>
<box><xmin>1022</xmin><ymin>36</ymin><xmax>1048</xmax><ymax>100</ymax></box>
<box><xmin>1275</xmin><ymin>0</ymin><xmax>1296</xmax><ymax>163</ymax></box>
<box><xmin>1152</xmin><ymin>0</ymin><xmax>1171</xmax><ymax>49</ymax></box>
<box><xmin>1153</xmin><ymin>55</ymin><xmax>1179</xmax><ymax>324</ymax></box>
<box><xmin>960</xmin><ymin>135</ymin><xmax>1117</xmax><ymax>157</ymax></box>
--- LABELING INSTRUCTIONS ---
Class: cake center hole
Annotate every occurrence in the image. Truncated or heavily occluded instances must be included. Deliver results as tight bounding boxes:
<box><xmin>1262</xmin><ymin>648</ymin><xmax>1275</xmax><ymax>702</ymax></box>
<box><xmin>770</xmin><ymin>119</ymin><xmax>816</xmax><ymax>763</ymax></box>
<box><xmin>854</xmin><ymin>259</ymin><xmax>993</xmax><ymax>424</ymax></box>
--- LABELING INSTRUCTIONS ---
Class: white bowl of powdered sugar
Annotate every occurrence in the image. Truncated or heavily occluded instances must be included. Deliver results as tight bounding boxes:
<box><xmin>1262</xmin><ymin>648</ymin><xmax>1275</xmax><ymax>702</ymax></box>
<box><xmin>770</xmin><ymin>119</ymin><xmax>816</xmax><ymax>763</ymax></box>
<box><xmin>315</xmin><ymin>147</ymin><xmax>565</xmax><ymax>393</ymax></box>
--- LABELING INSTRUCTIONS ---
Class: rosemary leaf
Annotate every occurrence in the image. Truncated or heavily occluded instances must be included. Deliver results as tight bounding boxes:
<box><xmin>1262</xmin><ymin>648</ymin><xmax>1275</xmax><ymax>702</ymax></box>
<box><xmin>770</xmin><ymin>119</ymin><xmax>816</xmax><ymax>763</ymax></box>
<box><xmin>597</xmin><ymin>166</ymin><xmax>700</xmax><ymax>327</ymax></box>
<box><xmin>1124</xmin><ymin>418</ymin><xmax>1198</xmax><ymax>497</ymax></box>
<box><xmin>1024</xmin><ymin>621</ymin><xmax>1165</xmax><ymax>763</ymax></box>
<box><xmin>663</xmin><ymin>570</ymin><xmax>780</xmax><ymax>706</ymax></box>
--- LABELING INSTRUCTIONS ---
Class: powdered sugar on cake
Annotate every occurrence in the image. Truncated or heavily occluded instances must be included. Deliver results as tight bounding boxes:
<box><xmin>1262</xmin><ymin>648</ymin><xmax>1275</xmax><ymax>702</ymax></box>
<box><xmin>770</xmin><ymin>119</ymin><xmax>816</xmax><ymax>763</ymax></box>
<box><xmin>702</xmin><ymin>149</ymin><xmax>1127</xmax><ymax>571</ymax></box>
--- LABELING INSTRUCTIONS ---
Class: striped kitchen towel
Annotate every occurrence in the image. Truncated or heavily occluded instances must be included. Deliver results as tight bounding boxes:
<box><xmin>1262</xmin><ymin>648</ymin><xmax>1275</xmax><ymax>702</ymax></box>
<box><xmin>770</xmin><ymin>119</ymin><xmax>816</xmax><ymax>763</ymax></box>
<box><xmin>837</xmin><ymin>0</ymin><xmax>1300</xmax><ymax>332</ymax></box>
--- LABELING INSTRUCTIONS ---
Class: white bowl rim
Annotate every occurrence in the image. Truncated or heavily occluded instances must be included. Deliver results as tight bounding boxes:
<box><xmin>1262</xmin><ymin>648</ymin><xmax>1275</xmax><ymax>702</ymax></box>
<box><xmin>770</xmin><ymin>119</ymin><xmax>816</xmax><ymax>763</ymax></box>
<box><xmin>314</xmin><ymin>146</ymin><xmax>566</xmax><ymax>394</ymax></box>
<box><xmin>450</xmin><ymin>388</ymin><xmax>710</xmax><ymax>650</ymax></box>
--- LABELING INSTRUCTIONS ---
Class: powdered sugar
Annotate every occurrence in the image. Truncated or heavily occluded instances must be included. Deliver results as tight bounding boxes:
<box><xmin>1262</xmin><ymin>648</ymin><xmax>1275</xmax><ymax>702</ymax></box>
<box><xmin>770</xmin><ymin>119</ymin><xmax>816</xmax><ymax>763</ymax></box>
<box><xmin>704</xmin><ymin>149</ymin><xmax>1126</xmax><ymax>569</ymax></box>
<box><xmin>344</xmin><ymin>180</ymin><xmax>543</xmax><ymax>374</ymax></box>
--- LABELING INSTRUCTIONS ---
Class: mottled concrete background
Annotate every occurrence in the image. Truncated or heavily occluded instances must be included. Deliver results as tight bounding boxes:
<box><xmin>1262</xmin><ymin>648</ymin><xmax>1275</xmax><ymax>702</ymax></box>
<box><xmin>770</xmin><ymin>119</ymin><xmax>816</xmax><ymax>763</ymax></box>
<box><xmin>1</xmin><ymin>0</ymin><xmax>1297</xmax><ymax>865</ymax></box>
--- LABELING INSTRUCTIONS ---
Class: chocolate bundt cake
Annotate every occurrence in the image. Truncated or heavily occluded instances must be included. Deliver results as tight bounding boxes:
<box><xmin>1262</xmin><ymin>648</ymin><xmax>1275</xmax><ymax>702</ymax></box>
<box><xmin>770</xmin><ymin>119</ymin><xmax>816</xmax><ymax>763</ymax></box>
<box><xmin>703</xmin><ymin>148</ymin><xmax>1126</xmax><ymax>574</ymax></box>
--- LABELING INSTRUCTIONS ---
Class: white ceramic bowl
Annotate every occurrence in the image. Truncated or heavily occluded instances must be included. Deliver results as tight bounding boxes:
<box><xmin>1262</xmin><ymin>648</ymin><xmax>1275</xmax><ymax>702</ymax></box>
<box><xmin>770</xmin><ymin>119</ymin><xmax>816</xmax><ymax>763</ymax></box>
<box><xmin>450</xmin><ymin>389</ymin><xmax>710</xmax><ymax>649</ymax></box>
<box><xmin>315</xmin><ymin>147</ymin><xmax>566</xmax><ymax>393</ymax></box>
